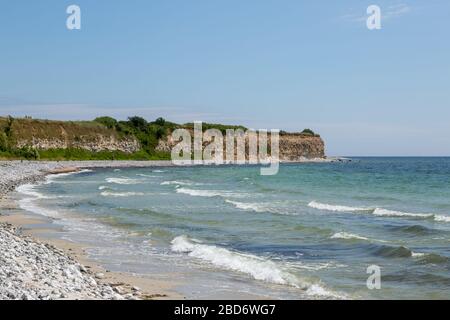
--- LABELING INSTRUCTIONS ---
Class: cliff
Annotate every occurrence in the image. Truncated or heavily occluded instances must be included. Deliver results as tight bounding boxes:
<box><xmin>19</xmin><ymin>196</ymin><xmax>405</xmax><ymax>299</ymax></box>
<box><xmin>0</xmin><ymin>116</ymin><xmax>325</xmax><ymax>160</ymax></box>
<box><xmin>0</xmin><ymin>117</ymin><xmax>140</xmax><ymax>154</ymax></box>
<box><xmin>155</xmin><ymin>130</ymin><xmax>325</xmax><ymax>160</ymax></box>
<box><xmin>279</xmin><ymin>133</ymin><xmax>325</xmax><ymax>160</ymax></box>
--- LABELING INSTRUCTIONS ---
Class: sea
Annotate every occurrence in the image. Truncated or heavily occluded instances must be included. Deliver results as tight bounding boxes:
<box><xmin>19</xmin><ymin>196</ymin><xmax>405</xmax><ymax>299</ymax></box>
<box><xmin>15</xmin><ymin>158</ymin><xmax>450</xmax><ymax>299</ymax></box>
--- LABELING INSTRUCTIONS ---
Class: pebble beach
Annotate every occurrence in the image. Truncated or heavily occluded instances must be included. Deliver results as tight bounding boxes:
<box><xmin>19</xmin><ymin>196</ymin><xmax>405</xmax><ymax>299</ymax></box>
<box><xmin>0</xmin><ymin>161</ymin><xmax>173</xmax><ymax>300</ymax></box>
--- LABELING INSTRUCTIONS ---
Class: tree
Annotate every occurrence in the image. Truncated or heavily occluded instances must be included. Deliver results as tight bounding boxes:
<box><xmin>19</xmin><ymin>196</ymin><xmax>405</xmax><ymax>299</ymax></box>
<box><xmin>128</xmin><ymin>116</ymin><xmax>148</xmax><ymax>131</ymax></box>
<box><xmin>155</xmin><ymin>127</ymin><xmax>166</xmax><ymax>139</ymax></box>
<box><xmin>94</xmin><ymin>116</ymin><xmax>117</xmax><ymax>129</ymax></box>
<box><xmin>155</xmin><ymin>117</ymin><xmax>166</xmax><ymax>126</ymax></box>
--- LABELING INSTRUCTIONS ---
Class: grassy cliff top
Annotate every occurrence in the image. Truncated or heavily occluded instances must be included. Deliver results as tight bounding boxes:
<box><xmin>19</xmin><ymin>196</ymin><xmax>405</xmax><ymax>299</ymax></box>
<box><xmin>0</xmin><ymin>117</ymin><xmax>126</xmax><ymax>141</ymax></box>
<box><xmin>0</xmin><ymin>115</ymin><xmax>320</xmax><ymax>160</ymax></box>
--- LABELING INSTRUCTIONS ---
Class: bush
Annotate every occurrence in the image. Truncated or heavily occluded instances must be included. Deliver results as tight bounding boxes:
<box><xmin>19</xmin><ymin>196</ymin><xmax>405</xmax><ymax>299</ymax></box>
<box><xmin>301</xmin><ymin>128</ymin><xmax>315</xmax><ymax>136</ymax></box>
<box><xmin>94</xmin><ymin>116</ymin><xmax>117</xmax><ymax>129</ymax></box>
<box><xmin>0</xmin><ymin>132</ymin><xmax>8</xmax><ymax>151</ymax></box>
<box><xmin>15</xmin><ymin>146</ymin><xmax>40</xmax><ymax>160</ymax></box>
<box><xmin>128</xmin><ymin>116</ymin><xmax>148</xmax><ymax>131</ymax></box>
<box><xmin>154</xmin><ymin>117</ymin><xmax>166</xmax><ymax>126</ymax></box>
<box><xmin>155</xmin><ymin>126</ymin><xmax>166</xmax><ymax>139</ymax></box>
<box><xmin>36</xmin><ymin>148</ymin><xmax>171</xmax><ymax>161</ymax></box>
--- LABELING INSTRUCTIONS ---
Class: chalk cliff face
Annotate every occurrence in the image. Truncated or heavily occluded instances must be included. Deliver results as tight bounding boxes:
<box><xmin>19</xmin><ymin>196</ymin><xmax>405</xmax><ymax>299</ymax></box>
<box><xmin>1</xmin><ymin>117</ymin><xmax>325</xmax><ymax>160</ymax></box>
<box><xmin>2</xmin><ymin>118</ymin><xmax>140</xmax><ymax>154</ymax></box>
<box><xmin>156</xmin><ymin>131</ymin><xmax>325</xmax><ymax>160</ymax></box>
<box><xmin>15</xmin><ymin>136</ymin><xmax>140</xmax><ymax>154</ymax></box>
<box><xmin>278</xmin><ymin>134</ymin><xmax>325</xmax><ymax>160</ymax></box>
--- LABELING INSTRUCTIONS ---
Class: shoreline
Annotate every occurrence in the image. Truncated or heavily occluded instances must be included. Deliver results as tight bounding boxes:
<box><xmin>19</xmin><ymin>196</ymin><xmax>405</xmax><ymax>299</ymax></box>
<box><xmin>0</xmin><ymin>161</ymin><xmax>182</xmax><ymax>300</ymax></box>
<box><xmin>0</xmin><ymin>159</ymin><xmax>343</xmax><ymax>300</ymax></box>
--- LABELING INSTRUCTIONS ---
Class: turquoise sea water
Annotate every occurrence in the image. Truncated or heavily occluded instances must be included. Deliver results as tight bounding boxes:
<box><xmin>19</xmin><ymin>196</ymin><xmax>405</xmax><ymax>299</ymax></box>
<box><xmin>17</xmin><ymin>158</ymin><xmax>450</xmax><ymax>299</ymax></box>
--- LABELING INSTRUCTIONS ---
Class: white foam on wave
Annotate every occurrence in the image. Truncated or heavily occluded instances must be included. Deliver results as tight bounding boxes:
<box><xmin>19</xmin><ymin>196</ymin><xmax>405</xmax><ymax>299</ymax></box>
<box><xmin>46</xmin><ymin>169</ymin><xmax>93</xmax><ymax>183</ymax></box>
<box><xmin>306</xmin><ymin>284</ymin><xmax>342</xmax><ymax>298</ymax></box>
<box><xmin>106</xmin><ymin>177</ymin><xmax>143</xmax><ymax>185</ymax></box>
<box><xmin>171</xmin><ymin>236</ymin><xmax>297</xmax><ymax>285</ymax></box>
<box><xmin>170</xmin><ymin>236</ymin><xmax>343</xmax><ymax>298</ymax></box>
<box><xmin>225</xmin><ymin>200</ymin><xmax>268</xmax><ymax>213</ymax></box>
<box><xmin>225</xmin><ymin>200</ymin><xmax>293</xmax><ymax>215</ymax></box>
<box><xmin>309</xmin><ymin>201</ymin><xmax>450</xmax><ymax>223</ymax></box>
<box><xmin>16</xmin><ymin>184</ymin><xmax>48</xmax><ymax>199</ymax></box>
<box><xmin>308</xmin><ymin>201</ymin><xmax>371</xmax><ymax>213</ymax></box>
<box><xmin>372</xmin><ymin>208</ymin><xmax>433</xmax><ymax>219</ymax></box>
<box><xmin>330</xmin><ymin>232</ymin><xmax>369</xmax><ymax>241</ymax></box>
<box><xmin>330</xmin><ymin>232</ymin><xmax>387</xmax><ymax>243</ymax></box>
<box><xmin>161</xmin><ymin>180</ymin><xmax>195</xmax><ymax>186</ymax></box>
<box><xmin>434</xmin><ymin>215</ymin><xmax>450</xmax><ymax>223</ymax></box>
<box><xmin>152</xmin><ymin>170</ymin><xmax>166</xmax><ymax>173</ymax></box>
<box><xmin>18</xmin><ymin>198</ymin><xmax>60</xmax><ymax>218</ymax></box>
<box><xmin>16</xmin><ymin>184</ymin><xmax>60</xmax><ymax>218</ymax></box>
<box><xmin>411</xmin><ymin>252</ymin><xmax>426</xmax><ymax>258</ymax></box>
<box><xmin>176</xmin><ymin>188</ymin><xmax>244</xmax><ymax>198</ymax></box>
<box><xmin>136</xmin><ymin>174</ymin><xmax>158</xmax><ymax>178</ymax></box>
<box><xmin>100</xmin><ymin>191</ymin><xmax>145</xmax><ymax>197</ymax></box>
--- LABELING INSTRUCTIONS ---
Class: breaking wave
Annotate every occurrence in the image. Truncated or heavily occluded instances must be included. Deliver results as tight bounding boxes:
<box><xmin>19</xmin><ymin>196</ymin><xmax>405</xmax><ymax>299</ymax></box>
<box><xmin>100</xmin><ymin>191</ymin><xmax>146</xmax><ymax>197</ymax></box>
<box><xmin>106</xmin><ymin>177</ymin><xmax>143</xmax><ymax>185</ymax></box>
<box><xmin>412</xmin><ymin>252</ymin><xmax>449</xmax><ymax>264</ymax></box>
<box><xmin>225</xmin><ymin>200</ymin><xmax>268</xmax><ymax>213</ymax></box>
<box><xmin>330</xmin><ymin>232</ymin><xmax>370</xmax><ymax>241</ymax></box>
<box><xmin>372</xmin><ymin>208</ymin><xmax>433</xmax><ymax>219</ymax></box>
<box><xmin>308</xmin><ymin>201</ymin><xmax>450</xmax><ymax>223</ymax></box>
<box><xmin>176</xmin><ymin>188</ymin><xmax>244</xmax><ymax>199</ymax></box>
<box><xmin>16</xmin><ymin>184</ymin><xmax>49</xmax><ymax>199</ymax></box>
<box><xmin>16</xmin><ymin>184</ymin><xmax>60</xmax><ymax>218</ymax></box>
<box><xmin>170</xmin><ymin>236</ymin><xmax>343</xmax><ymax>298</ymax></box>
<box><xmin>136</xmin><ymin>174</ymin><xmax>158</xmax><ymax>178</ymax></box>
<box><xmin>224</xmin><ymin>200</ymin><xmax>294</xmax><ymax>215</ymax></box>
<box><xmin>308</xmin><ymin>201</ymin><xmax>371</xmax><ymax>213</ymax></box>
<box><xmin>45</xmin><ymin>169</ymin><xmax>93</xmax><ymax>184</ymax></box>
<box><xmin>161</xmin><ymin>180</ymin><xmax>196</xmax><ymax>186</ymax></box>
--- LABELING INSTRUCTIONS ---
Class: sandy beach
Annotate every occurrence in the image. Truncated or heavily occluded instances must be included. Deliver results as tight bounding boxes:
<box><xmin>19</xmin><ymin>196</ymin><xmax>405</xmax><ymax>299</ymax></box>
<box><xmin>0</xmin><ymin>161</ymin><xmax>181</xmax><ymax>300</ymax></box>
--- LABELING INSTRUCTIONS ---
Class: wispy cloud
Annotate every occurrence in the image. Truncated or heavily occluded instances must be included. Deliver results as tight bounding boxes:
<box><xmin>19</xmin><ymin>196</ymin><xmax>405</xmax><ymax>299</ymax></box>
<box><xmin>384</xmin><ymin>3</ymin><xmax>411</xmax><ymax>19</ymax></box>
<box><xmin>340</xmin><ymin>3</ymin><xmax>412</xmax><ymax>23</ymax></box>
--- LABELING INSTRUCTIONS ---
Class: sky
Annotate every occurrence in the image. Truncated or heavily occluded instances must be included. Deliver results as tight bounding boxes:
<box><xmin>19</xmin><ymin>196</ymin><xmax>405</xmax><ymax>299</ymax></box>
<box><xmin>0</xmin><ymin>0</ymin><xmax>449</xmax><ymax>156</ymax></box>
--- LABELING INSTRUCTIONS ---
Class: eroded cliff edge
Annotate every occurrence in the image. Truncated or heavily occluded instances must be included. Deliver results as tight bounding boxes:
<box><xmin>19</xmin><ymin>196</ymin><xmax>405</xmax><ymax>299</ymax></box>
<box><xmin>0</xmin><ymin>117</ymin><xmax>325</xmax><ymax>160</ymax></box>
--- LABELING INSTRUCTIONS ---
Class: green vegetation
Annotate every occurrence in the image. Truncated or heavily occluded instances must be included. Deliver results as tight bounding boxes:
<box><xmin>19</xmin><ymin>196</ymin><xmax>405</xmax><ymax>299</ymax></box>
<box><xmin>300</xmin><ymin>128</ymin><xmax>316</xmax><ymax>136</ymax></box>
<box><xmin>0</xmin><ymin>115</ymin><xmax>246</xmax><ymax>160</ymax></box>
<box><xmin>94</xmin><ymin>116</ymin><xmax>117</xmax><ymax>129</ymax></box>
<box><xmin>0</xmin><ymin>116</ymin><xmax>41</xmax><ymax>159</ymax></box>
<box><xmin>37</xmin><ymin>148</ymin><xmax>170</xmax><ymax>161</ymax></box>
<box><xmin>279</xmin><ymin>129</ymin><xmax>319</xmax><ymax>137</ymax></box>
<box><xmin>183</xmin><ymin>122</ymin><xmax>247</xmax><ymax>134</ymax></box>
<box><xmin>0</xmin><ymin>132</ymin><xmax>8</xmax><ymax>151</ymax></box>
<box><xmin>0</xmin><ymin>115</ymin><xmax>318</xmax><ymax>160</ymax></box>
<box><xmin>110</xmin><ymin>116</ymin><xmax>178</xmax><ymax>155</ymax></box>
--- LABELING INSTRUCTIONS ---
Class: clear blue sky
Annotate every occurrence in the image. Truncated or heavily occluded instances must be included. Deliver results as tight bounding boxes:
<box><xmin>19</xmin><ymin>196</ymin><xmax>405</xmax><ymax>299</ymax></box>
<box><xmin>1</xmin><ymin>1</ymin><xmax>449</xmax><ymax>156</ymax></box>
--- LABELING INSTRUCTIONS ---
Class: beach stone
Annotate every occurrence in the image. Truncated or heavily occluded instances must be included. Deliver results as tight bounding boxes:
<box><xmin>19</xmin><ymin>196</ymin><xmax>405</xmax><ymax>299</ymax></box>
<box><xmin>0</xmin><ymin>161</ymin><xmax>170</xmax><ymax>300</ymax></box>
<box><xmin>113</xmin><ymin>286</ymin><xmax>124</xmax><ymax>294</ymax></box>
